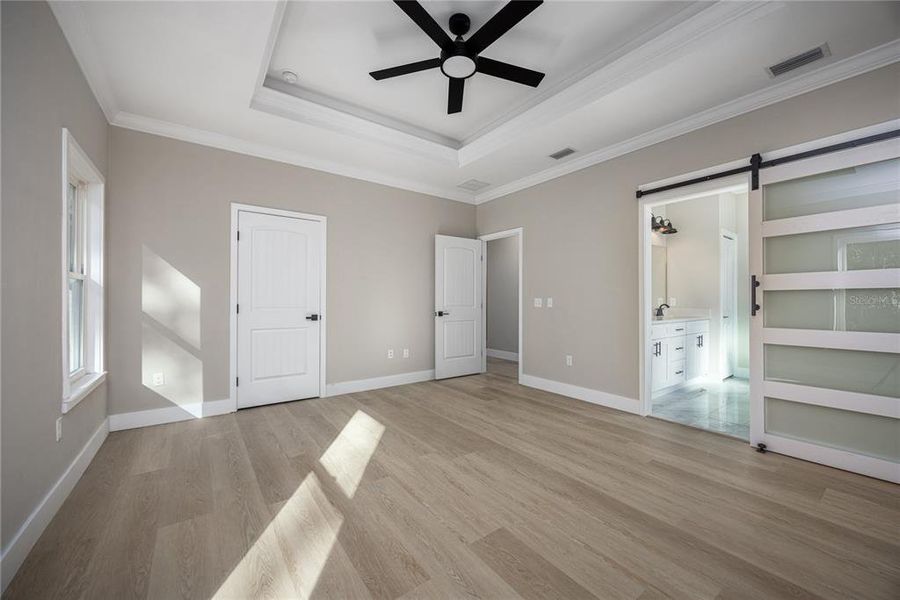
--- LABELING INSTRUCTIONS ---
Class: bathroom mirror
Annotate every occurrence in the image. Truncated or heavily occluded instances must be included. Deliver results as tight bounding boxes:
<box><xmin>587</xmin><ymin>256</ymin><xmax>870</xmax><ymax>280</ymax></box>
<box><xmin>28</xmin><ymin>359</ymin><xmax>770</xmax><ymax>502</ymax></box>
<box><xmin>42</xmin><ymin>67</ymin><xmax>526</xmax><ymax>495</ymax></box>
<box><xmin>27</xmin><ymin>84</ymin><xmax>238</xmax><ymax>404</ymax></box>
<box><xmin>651</xmin><ymin>245</ymin><xmax>667</xmax><ymax>307</ymax></box>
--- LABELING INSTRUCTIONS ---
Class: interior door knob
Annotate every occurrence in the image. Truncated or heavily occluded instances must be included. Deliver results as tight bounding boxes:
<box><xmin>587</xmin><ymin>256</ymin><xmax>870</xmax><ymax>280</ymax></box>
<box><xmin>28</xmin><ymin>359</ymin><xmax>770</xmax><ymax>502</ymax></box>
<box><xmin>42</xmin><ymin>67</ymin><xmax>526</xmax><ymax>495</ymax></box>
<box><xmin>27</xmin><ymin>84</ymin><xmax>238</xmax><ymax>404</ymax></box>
<box><xmin>306</xmin><ymin>314</ymin><xmax>319</xmax><ymax>321</ymax></box>
<box><xmin>435</xmin><ymin>310</ymin><xmax>450</xmax><ymax>317</ymax></box>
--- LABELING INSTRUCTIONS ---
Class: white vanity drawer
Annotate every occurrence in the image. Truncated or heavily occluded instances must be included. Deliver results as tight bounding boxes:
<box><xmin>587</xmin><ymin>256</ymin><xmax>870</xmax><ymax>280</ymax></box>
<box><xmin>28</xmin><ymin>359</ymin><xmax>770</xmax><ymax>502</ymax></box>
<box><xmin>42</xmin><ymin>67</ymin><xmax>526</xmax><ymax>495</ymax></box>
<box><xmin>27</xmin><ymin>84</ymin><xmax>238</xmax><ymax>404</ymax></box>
<box><xmin>666</xmin><ymin>337</ymin><xmax>686</xmax><ymax>361</ymax></box>
<box><xmin>686</xmin><ymin>320</ymin><xmax>709</xmax><ymax>334</ymax></box>
<box><xmin>668</xmin><ymin>360</ymin><xmax>686</xmax><ymax>384</ymax></box>
<box><xmin>666</xmin><ymin>322</ymin><xmax>687</xmax><ymax>337</ymax></box>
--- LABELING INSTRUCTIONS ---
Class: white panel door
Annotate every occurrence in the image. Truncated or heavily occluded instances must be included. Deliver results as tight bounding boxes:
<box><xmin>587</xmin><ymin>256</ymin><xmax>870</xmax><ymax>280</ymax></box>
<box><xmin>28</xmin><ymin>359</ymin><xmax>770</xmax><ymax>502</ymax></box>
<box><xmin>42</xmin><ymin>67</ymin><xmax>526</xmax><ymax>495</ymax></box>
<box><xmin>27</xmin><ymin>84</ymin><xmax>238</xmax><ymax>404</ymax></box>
<box><xmin>435</xmin><ymin>235</ymin><xmax>482</xmax><ymax>379</ymax></box>
<box><xmin>238</xmin><ymin>211</ymin><xmax>322</xmax><ymax>408</ymax></box>
<box><xmin>749</xmin><ymin>138</ymin><xmax>900</xmax><ymax>482</ymax></box>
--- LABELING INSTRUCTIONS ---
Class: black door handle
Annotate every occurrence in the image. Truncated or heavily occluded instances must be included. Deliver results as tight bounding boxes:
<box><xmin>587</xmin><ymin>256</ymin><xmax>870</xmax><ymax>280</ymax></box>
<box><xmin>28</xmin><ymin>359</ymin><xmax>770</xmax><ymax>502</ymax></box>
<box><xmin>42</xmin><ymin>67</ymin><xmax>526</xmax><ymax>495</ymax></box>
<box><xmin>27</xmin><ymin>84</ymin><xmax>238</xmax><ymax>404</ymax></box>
<box><xmin>751</xmin><ymin>275</ymin><xmax>761</xmax><ymax>316</ymax></box>
<box><xmin>306</xmin><ymin>314</ymin><xmax>319</xmax><ymax>321</ymax></box>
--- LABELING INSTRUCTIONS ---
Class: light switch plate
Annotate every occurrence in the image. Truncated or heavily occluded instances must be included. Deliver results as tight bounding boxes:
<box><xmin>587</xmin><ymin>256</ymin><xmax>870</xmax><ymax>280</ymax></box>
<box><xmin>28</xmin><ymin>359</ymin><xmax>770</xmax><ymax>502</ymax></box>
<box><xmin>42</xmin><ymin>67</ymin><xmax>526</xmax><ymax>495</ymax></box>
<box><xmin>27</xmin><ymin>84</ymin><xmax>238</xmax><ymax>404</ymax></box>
<box><xmin>546</xmin><ymin>297</ymin><xmax>553</xmax><ymax>308</ymax></box>
<box><xmin>402</xmin><ymin>348</ymin><xmax>409</xmax><ymax>359</ymax></box>
<box><xmin>565</xmin><ymin>355</ymin><xmax>573</xmax><ymax>367</ymax></box>
<box><xmin>533</xmin><ymin>298</ymin><xmax>542</xmax><ymax>308</ymax></box>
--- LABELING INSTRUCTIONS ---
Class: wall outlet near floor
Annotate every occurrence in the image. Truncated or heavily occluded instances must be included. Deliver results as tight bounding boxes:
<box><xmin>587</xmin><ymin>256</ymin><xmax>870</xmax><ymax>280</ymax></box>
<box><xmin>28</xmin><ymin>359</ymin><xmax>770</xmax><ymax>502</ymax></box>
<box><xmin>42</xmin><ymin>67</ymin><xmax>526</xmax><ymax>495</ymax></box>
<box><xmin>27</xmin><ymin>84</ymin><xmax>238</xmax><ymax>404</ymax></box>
<box><xmin>56</xmin><ymin>417</ymin><xmax>62</xmax><ymax>442</ymax></box>
<box><xmin>565</xmin><ymin>355</ymin><xmax>573</xmax><ymax>367</ymax></box>
<box><xmin>546</xmin><ymin>297</ymin><xmax>553</xmax><ymax>308</ymax></box>
<box><xmin>387</xmin><ymin>348</ymin><xmax>394</xmax><ymax>359</ymax></box>
<box><xmin>402</xmin><ymin>348</ymin><xmax>409</xmax><ymax>359</ymax></box>
<box><xmin>533</xmin><ymin>297</ymin><xmax>543</xmax><ymax>308</ymax></box>
<box><xmin>152</xmin><ymin>372</ymin><xmax>165</xmax><ymax>386</ymax></box>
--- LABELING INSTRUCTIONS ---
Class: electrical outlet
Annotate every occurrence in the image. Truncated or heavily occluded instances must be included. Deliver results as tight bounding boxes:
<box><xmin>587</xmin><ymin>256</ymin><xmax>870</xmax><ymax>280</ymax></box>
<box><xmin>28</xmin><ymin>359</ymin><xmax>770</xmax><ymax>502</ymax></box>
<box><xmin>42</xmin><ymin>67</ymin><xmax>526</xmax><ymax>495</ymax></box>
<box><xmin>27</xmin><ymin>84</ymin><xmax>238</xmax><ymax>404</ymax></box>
<box><xmin>565</xmin><ymin>355</ymin><xmax>573</xmax><ymax>367</ymax></box>
<box><xmin>533</xmin><ymin>297</ymin><xmax>542</xmax><ymax>308</ymax></box>
<box><xmin>56</xmin><ymin>417</ymin><xmax>63</xmax><ymax>442</ymax></box>
<box><xmin>152</xmin><ymin>372</ymin><xmax>165</xmax><ymax>386</ymax></box>
<box><xmin>546</xmin><ymin>297</ymin><xmax>553</xmax><ymax>308</ymax></box>
<box><xmin>402</xmin><ymin>348</ymin><xmax>409</xmax><ymax>359</ymax></box>
<box><xmin>387</xmin><ymin>348</ymin><xmax>394</xmax><ymax>359</ymax></box>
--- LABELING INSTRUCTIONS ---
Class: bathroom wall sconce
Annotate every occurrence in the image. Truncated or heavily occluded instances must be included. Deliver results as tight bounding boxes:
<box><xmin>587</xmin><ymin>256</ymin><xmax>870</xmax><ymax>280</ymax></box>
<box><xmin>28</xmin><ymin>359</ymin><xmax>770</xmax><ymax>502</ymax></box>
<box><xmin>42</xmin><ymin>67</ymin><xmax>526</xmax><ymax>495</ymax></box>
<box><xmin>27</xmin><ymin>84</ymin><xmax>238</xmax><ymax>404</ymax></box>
<box><xmin>651</xmin><ymin>214</ymin><xmax>678</xmax><ymax>234</ymax></box>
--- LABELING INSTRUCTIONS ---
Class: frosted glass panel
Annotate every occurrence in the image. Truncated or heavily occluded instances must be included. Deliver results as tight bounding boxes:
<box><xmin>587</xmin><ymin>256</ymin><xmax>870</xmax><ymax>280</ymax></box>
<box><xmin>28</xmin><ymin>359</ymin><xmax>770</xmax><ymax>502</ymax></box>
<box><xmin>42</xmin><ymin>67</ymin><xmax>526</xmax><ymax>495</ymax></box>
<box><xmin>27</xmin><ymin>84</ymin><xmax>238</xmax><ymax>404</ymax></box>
<box><xmin>764</xmin><ymin>289</ymin><xmax>900</xmax><ymax>333</ymax></box>
<box><xmin>764</xmin><ymin>224</ymin><xmax>900</xmax><ymax>274</ymax></box>
<box><xmin>764</xmin><ymin>158</ymin><xmax>900</xmax><ymax>220</ymax></box>
<box><xmin>765</xmin><ymin>398</ymin><xmax>899</xmax><ymax>461</ymax></box>
<box><xmin>765</xmin><ymin>345</ymin><xmax>900</xmax><ymax>398</ymax></box>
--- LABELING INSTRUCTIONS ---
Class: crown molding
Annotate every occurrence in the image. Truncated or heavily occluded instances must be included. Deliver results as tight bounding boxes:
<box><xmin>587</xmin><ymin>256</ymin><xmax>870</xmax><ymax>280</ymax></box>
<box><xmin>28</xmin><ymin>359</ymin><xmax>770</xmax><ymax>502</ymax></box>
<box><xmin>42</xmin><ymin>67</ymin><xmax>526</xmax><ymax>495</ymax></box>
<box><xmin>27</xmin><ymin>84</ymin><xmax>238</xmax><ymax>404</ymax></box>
<box><xmin>49</xmin><ymin>0</ymin><xmax>119</xmax><ymax>121</ymax></box>
<box><xmin>472</xmin><ymin>39</ymin><xmax>900</xmax><ymax>205</ymax></box>
<box><xmin>111</xmin><ymin>112</ymin><xmax>475</xmax><ymax>204</ymax></box>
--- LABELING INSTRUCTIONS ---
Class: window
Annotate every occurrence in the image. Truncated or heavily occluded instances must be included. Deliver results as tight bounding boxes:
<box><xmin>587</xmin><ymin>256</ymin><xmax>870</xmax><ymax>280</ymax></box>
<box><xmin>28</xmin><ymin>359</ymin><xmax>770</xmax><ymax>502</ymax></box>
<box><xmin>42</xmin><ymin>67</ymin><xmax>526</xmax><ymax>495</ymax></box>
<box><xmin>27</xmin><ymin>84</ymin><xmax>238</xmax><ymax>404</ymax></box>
<box><xmin>62</xmin><ymin>129</ymin><xmax>105</xmax><ymax>412</ymax></box>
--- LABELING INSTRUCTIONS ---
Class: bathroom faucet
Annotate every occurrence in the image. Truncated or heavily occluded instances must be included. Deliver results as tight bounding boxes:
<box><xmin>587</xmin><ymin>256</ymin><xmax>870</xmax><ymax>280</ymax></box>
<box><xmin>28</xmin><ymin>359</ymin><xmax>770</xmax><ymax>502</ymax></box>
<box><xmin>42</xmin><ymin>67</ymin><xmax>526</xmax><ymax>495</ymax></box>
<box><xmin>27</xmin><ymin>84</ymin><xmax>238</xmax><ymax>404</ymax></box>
<box><xmin>655</xmin><ymin>303</ymin><xmax>670</xmax><ymax>318</ymax></box>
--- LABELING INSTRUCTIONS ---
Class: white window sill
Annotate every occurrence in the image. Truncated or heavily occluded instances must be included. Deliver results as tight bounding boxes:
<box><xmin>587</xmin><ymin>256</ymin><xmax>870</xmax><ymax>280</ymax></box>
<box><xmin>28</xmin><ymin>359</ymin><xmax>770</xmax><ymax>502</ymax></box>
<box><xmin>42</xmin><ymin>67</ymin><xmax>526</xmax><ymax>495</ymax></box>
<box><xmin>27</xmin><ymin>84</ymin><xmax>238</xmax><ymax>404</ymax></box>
<box><xmin>62</xmin><ymin>371</ymin><xmax>107</xmax><ymax>414</ymax></box>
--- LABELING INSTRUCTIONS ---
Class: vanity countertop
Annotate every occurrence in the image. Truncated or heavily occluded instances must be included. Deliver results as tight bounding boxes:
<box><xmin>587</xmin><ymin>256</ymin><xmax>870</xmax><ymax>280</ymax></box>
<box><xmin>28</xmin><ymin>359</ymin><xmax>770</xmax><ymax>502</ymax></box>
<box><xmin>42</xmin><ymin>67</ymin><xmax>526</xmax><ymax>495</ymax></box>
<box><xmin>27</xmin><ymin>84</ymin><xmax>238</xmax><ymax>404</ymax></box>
<box><xmin>652</xmin><ymin>316</ymin><xmax>709</xmax><ymax>323</ymax></box>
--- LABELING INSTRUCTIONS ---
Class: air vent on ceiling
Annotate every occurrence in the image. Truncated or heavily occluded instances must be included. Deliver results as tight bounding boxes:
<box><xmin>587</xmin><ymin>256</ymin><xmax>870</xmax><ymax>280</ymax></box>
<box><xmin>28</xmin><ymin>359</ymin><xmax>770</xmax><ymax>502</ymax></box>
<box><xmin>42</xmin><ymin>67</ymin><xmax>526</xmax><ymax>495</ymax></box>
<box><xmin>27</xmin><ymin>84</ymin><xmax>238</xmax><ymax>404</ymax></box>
<box><xmin>766</xmin><ymin>44</ymin><xmax>830</xmax><ymax>78</ymax></box>
<box><xmin>457</xmin><ymin>179</ymin><xmax>491</xmax><ymax>192</ymax></box>
<box><xmin>549</xmin><ymin>147</ymin><xmax>576</xmax><ymax>160</ymax></box>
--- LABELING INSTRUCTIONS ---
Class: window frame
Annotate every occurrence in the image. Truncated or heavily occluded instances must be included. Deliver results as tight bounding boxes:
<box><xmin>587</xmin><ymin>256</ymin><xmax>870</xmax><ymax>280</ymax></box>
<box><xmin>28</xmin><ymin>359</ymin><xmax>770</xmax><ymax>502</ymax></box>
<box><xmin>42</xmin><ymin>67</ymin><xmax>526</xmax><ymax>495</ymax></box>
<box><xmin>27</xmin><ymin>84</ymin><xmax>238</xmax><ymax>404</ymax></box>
<box><xmin>61</xmin><ymin>129</ymin><xmax>106</xmax><ymax>413</ymax></box>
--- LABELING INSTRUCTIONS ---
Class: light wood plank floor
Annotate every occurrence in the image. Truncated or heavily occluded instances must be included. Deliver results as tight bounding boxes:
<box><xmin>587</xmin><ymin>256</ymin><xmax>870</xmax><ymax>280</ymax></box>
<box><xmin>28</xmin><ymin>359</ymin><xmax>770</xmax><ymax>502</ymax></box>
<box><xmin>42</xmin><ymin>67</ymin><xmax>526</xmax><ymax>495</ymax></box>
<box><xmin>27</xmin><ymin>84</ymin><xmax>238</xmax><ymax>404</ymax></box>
<box><xmin>6</xmin><ymin>358</ymin><xmax>899</xmax><ymax>599</ymax></box>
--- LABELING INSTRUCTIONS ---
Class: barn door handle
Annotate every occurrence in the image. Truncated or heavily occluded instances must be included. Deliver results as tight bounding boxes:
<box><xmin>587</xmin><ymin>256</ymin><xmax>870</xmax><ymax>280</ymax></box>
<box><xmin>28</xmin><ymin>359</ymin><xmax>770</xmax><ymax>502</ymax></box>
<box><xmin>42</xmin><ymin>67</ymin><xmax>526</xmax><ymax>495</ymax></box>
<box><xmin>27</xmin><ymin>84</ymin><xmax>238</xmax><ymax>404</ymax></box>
<box><xmin>751</xmin><ymin>275</ymin><xmax>761</xmax><ymax>316</ymax></box>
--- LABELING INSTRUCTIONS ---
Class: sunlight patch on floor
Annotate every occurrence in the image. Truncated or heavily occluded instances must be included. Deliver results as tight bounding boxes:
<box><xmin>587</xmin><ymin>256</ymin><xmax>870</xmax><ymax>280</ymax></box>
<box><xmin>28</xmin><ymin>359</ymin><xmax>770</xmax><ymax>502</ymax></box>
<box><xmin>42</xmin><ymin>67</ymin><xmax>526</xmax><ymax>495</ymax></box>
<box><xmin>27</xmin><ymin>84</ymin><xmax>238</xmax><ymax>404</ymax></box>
<box><xmin>319</xmin><ymin>410</ymin><xmax>386</xmax><ymax>498</ymax></box>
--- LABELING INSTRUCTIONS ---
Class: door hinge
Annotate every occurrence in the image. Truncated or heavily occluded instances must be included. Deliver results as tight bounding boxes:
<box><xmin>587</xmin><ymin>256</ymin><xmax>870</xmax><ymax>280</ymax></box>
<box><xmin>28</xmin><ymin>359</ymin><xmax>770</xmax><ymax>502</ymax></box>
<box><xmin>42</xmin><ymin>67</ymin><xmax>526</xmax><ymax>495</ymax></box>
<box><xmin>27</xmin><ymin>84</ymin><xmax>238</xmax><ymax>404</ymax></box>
<box><xmin>237</xmin><ymin>230</ymin><xmax>240</xmax><ymax>241</ymax></box>
<box><xmin>236</xmin><ymin>303</ymin><xmax>240</xmax><ymax>314</ymax></box>
<box><xmin>236</xmin><ymin>377</ymin><xmax>239</xmax><ymax>387</ymax></box>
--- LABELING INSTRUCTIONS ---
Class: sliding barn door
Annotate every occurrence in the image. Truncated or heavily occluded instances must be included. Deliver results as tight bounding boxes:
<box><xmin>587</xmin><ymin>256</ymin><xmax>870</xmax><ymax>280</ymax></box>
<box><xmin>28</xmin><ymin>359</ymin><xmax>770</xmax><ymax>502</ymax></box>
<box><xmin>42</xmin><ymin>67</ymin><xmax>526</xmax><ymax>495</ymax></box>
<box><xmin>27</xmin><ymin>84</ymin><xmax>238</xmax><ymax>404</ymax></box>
<box><xmin>749</xmin><ymin>138</ymin><xmax>900</xmax><ymax>482</ymax></box>
<box><xmin>435</xmin><ymin>235</ymin><xmax>483</xmax><ymax>379</ymax></box>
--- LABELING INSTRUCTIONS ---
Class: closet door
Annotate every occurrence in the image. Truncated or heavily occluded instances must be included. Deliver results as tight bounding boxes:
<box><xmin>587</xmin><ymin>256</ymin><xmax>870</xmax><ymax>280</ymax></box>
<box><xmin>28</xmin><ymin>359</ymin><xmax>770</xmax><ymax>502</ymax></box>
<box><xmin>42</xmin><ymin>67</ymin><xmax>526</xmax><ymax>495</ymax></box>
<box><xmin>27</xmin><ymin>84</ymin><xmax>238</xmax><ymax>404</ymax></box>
<box><xmin>749</xmin><ymin>138</ymin><xmax>900</xmax><ymax>482</ymax></box>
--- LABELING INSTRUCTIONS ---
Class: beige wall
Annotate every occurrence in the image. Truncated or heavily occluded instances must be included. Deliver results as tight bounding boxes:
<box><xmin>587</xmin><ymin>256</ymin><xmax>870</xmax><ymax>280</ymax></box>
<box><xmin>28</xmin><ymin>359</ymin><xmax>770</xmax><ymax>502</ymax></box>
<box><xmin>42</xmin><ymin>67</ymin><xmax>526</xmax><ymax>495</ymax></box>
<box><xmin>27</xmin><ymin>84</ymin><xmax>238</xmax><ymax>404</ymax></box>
<box><xmin>486</xmin><ymin>236</ymin><xmax>519</xmax><ymax>354</ymax></box>
<box><xmin>107</xmin><ymin>127</ymin><xmax>475</xmax><ymax>415</ymax></box>
<box><xmin>1</xmin><ymin>1</ymin><xmax>109</xmax><ymax>550</ymax></box>
<box><xmin>476</xmin><ymin>63</ymin><xmax>900</xmax><ymax>403</ymax></box>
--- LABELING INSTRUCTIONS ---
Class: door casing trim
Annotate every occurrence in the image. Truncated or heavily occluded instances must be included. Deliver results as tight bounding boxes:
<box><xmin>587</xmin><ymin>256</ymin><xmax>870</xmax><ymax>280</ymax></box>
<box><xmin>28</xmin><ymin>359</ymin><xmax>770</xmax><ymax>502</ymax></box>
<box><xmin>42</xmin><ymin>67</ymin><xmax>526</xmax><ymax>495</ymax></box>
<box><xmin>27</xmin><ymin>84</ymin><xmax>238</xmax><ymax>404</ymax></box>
<box><xmin>478</xmin><ymin>227</ymin><xmax>524</xmax><ymax>384</ymax></box>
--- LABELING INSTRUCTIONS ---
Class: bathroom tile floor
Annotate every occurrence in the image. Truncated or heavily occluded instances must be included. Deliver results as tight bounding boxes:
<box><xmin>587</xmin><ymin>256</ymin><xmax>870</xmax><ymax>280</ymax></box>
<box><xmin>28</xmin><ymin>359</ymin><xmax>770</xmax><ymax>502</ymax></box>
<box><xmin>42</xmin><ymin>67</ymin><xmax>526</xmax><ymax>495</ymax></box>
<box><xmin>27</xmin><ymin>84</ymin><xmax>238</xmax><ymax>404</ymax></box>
<box><xmin>652</xmin><ymin>377</ymin><xmax>750</xmax><ymax>440</ymax></box>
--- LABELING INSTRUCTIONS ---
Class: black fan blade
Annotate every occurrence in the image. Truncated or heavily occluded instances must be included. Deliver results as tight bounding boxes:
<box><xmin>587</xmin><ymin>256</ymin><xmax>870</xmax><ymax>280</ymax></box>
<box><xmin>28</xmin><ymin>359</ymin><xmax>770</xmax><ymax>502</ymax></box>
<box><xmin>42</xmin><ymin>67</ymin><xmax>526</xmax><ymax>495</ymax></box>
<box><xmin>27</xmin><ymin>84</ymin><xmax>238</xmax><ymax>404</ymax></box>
<box><xmin>465</xmin><ymin>0</ymin><xmax>542</xmax><ymax>55</ymax></box>
<box><xmin>370</xmin><ymin>58</ymin><xmax>440</xmax><ymax>80</ymax></box>
<box><xmin>393</xmin><ymin>1</ymin><xmax>453</xmax><ymax>51</ymax></box>
<box><xmin>477</xmin><ymin>57</ymin><xmax>544</xmax><ymax>87</ymax></box>
<box><xmin>448</xmin><ymin>78</ymin><xmax>464</xmax><ymax>114</ymax></box>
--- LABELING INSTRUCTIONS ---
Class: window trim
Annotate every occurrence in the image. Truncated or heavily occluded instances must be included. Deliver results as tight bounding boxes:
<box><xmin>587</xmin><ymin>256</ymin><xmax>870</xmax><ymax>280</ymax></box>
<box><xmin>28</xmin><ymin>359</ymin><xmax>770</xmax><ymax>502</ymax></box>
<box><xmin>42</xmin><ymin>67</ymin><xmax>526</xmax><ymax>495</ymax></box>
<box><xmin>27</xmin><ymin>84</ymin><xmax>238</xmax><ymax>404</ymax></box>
<box><xmin>61</xmin><ymin>129</ymin><xmax>106</xmax><ymax>413</ymax></box>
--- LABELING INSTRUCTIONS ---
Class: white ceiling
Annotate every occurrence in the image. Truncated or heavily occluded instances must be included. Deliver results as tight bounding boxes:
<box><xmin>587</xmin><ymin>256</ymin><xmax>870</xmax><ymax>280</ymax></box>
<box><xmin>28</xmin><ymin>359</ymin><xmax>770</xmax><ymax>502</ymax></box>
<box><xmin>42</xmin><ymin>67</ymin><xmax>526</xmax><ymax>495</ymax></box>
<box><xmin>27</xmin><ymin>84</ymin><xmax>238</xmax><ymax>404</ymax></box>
<box><xmin>51</xmin><ymin>1</ymin><xmax>900</xmax><ymax>204</ymax></box>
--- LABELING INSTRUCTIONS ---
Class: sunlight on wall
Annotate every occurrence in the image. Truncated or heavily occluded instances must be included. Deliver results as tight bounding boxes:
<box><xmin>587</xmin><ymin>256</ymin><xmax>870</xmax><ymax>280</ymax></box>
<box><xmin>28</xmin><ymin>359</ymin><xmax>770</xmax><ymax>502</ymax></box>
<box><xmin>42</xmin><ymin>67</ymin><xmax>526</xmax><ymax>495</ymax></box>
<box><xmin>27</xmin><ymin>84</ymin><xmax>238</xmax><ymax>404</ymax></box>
<box><xmin>142</xmin><ymin>246</ymin><xmax>201</xmax><ymax>348</ymax></box>
<box><xmin>318</xmin><ymin>410</ymin><xmax>386</xmax><ymax>498</ymax></box>
<box><xmin>214</xmin><ymin>410</ymin><xmax>386</xmax><ymax>598</ymax></box>
<box><xmin>141</xmin><ymin>246</ymin><xmax>203</xmax><ymax>416</ymax></box>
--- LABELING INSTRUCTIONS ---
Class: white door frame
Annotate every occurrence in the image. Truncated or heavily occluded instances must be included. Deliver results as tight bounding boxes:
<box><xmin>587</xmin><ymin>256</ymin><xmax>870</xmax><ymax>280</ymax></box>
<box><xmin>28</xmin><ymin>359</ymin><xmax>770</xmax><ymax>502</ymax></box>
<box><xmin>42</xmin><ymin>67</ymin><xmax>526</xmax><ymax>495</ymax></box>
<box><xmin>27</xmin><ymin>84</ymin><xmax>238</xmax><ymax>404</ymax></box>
<box><xmin>479</xmin><ymin>227</ymin><xmax>523</xmax><ymax>384</ymax></box>
<box><xmin>638</xmin><ymin>177</ymin><xmax>749</xmax><ymax>416</ymax></box>
<box><xmin>229</xmin><ymin>202</ymin><xmax>327</xmax><ymax>411</ymax></box>
<box><xmin>719</xmin><ymin>229</ymin><xmax>738</xmax><ymax>379</ymax></box>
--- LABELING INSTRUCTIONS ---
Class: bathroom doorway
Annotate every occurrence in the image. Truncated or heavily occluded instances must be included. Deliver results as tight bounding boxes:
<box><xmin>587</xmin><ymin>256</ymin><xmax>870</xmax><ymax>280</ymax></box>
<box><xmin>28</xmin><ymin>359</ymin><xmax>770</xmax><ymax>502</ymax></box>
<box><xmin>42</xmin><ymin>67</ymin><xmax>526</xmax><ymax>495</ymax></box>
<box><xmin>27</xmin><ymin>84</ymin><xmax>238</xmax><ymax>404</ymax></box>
<box><xmin>640</xmin><ymin>180</ymin><xmax>751</xmax><ymax>439</ymax></box>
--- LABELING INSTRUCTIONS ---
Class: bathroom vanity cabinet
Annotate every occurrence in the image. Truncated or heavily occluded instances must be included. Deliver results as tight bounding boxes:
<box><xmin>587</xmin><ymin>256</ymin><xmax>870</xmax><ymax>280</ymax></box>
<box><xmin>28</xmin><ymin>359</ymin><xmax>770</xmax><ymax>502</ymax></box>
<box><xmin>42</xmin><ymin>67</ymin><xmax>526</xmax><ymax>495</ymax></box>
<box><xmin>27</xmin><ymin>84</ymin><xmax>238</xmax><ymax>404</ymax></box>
<box><xmin>650</xmin><ymin>319</ymin><xmax>709</xmax><ymax>393</ymax></box>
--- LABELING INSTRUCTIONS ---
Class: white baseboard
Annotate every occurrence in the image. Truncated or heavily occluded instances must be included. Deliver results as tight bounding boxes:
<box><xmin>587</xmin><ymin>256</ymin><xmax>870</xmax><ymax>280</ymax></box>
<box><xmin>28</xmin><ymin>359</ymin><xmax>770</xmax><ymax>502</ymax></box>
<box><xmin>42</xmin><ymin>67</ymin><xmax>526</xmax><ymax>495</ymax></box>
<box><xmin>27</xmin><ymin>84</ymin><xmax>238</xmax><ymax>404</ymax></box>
<box><xmin>0</xmin><ymin>418</ymin><xmax>109</xmax><ymax>593</ymax></box>
<box><xmin>520</xmin><ymin>374</ymin><xmax>641</xmax><ymax>415</ymax></box>
<box><xmin>734</xmin><ymin>366</ymin><xmax>750</xmax><ymax>379</ymax></box>
<box><xmin>326</xmin><ymin>369</ymin><xmax>435</xmax><ymax>397</ymax></box>
<box><xmin>108</xmin><ymin>398</ymin><xmax>233</xmax><ymax>432</ymax></box>
<box><xmin>486</xmin><ymin>348</ymin><xmax>519</xmax><ymax>361</ymax></box>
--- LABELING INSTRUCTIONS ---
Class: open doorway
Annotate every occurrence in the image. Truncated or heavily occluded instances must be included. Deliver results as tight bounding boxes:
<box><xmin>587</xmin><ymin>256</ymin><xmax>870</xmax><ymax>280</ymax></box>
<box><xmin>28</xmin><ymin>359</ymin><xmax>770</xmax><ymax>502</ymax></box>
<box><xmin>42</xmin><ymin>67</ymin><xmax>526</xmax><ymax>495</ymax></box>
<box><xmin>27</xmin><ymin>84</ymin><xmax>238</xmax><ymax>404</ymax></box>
<box><xmin>480</xmin><ymin>228</ymin><xmax>523</xmax><ymax>382</ymax></box>
<box><xmin>641</xmin><ymin>183</ymin><xmax>750</xmax><ymax>439</ymax></box>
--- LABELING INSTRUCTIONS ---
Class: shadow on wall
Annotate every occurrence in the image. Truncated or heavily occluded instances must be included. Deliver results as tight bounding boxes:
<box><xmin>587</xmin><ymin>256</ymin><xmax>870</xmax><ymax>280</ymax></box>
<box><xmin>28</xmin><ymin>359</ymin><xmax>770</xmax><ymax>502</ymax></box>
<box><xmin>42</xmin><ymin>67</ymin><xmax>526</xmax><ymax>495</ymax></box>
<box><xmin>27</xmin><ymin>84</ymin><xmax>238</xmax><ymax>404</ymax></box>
<box><xmin>141</xmin><ymin>245</ymin><xmax>203</xmax><ymax>416</ymax></box>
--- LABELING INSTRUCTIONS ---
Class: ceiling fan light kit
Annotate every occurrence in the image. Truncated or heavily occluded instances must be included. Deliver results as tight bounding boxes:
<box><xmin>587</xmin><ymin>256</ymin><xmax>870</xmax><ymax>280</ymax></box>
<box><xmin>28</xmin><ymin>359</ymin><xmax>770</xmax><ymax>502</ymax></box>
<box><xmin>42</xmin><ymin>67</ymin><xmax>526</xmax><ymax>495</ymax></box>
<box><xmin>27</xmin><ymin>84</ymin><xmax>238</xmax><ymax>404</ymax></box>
<box><xmin>370</xmin><ymin>0</ymin><xmax>546</xmax><ymax>114</ymax></box>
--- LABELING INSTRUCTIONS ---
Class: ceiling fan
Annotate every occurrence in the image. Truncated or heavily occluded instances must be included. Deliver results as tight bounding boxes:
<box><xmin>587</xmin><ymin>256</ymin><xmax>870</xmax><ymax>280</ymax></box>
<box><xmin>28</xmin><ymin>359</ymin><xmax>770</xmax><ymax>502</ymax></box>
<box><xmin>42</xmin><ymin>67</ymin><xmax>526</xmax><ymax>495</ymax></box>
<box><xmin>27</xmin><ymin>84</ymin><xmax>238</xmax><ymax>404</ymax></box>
<box><xmin>370</xmin><ymin>0</ymin><xmax>545</xmax><ymax>114</ymax></box>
